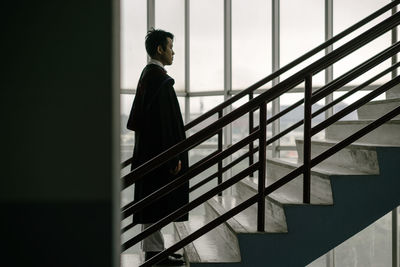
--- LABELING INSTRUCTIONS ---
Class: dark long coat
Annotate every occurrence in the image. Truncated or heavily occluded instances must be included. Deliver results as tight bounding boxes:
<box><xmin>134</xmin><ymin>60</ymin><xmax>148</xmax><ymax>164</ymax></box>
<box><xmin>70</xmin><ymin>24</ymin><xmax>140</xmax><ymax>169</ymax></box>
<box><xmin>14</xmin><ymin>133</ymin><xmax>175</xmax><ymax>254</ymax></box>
<box><xmin>127</xmin><ymin>64</ymin><xmax>189</xmax><ymax>224</ymax></box>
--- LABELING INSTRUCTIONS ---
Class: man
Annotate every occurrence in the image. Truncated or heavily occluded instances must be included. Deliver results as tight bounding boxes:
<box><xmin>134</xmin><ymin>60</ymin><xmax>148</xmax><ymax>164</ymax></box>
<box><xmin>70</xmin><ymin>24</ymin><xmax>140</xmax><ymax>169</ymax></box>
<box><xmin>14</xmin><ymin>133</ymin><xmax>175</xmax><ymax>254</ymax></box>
<box><xmin>127</xmin><ymin>29</ymin><xmax>188</xmax><ymax>266</ymax></box>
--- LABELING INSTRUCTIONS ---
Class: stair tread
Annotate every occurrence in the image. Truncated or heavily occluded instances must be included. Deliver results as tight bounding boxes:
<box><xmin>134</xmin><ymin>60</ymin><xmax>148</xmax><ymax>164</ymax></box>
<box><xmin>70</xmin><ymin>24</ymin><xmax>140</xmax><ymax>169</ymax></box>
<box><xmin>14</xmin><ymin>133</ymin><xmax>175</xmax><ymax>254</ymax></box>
<box><xmin>268</xmin><ymin>157</ymin><xmax>374</xmax><ymax>176</ymax></box>
<box><xmin>332</xmin><ymin>119</ymin><xmax>400</xmax><ymax>124</ymax></box>
<box><xmin>121</xmin><ymin>254</ymin><xmax>142</xmax><ymax>267</ymax></box>
<box><xmin>121</xmin><ymin>234</ymin><xmax>186</xmax><ymax>266</ymax></box>
<box><xmin>175</xmin><ymin>215</ymin><xmax>241</xmax><ymax>263</ymax></box>
<box><xmin>363</xmin><ymin>97</ymin><xmax>400</xmax><ymax>105</ymax></box>
<box><xmin>243</xmin><ymin>177</ymin><xmax>329</xmax><ymax>205</ymax></box>
<box><xmin>208</xmin><ymin>195</ymin><xmax>288</xmax><ymax>233</ymax></box>
<box><xmin>295</xmin><ymin>138</ymin><xmax>381</xmax><ymax>174</ymax></box>
<box><xmin>298</xmin><ymin>138</ymin><xmax>400</xmax><ymax>148</ymax></box>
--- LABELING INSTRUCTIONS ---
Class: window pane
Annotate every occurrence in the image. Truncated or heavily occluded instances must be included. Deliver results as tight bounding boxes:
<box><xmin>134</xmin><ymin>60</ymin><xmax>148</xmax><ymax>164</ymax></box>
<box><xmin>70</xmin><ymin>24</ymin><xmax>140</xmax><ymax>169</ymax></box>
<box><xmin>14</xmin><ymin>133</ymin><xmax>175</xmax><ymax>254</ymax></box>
<box><xmin>156</xmin><ymin>0</ymin><xmax>185</xmax><ymax>91</ymax></box>
<box><xmin>121</xmin><ymin>0</ymin><xmax>147</xmax><ymax>89</ymax></box>
<box><xmin>121</xmin><ymin>94</ymin><xmax>135</xmax><ymax>163</ymax></box>
<box><xmin>188</xmin><ymin>96</ymin><xmax>224</xmax><ymax>144</ymax></box>
<box><xmin>333</xmin><ymin>0</ymin><xmax>391</xmax><ymax>86</ymax></box>
<box><xmin>232</xmin><ymin>0</ymin><xmax>272</xmax><ymax>90</ymax></box>
<box><xmin>307</xmin><ymin>253</ymin><xmax>327</xmax><ymax>267</ymax></box>
<box><xmin>190</xmin><ymin>0</ymin><xmax>224</xmax><ymax>91</ymax></box>
<box><xmin>334</xmin><ymin>211</ymin><xmax>392</xmax><ymax>266</ymax></box>
<box><xmin>280</xmin><ymin>0</ymin><xmax>325</xmax><ymax>86</ymax></box>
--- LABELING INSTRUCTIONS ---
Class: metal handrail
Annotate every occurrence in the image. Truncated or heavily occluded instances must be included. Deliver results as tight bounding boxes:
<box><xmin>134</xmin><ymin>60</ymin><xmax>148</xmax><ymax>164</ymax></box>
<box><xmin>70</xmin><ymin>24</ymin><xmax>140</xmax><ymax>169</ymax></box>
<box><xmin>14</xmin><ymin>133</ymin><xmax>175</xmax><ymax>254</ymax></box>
<box><xmin>120</xmin><ymin>0</ymin><xmax>400</xmax><ymax>170</ymax></box>
<box><xmin>122</xmin><ymin>10</ymin><xmax>400</xmax><ymax>189</ymax></box>
<box><xmin>120</xmin><ymin>3</ymin><xmax>400</xmax><ymax>266</ymax></box>
<box><xmin>129</xmin><ymin>73</ymin><xmax>400</xmax><ymax>251</ymax></box>
<box><xmin>144</xmin><ymin>103</ymin><xmax>400</xmax><ymax>266</ymax></box>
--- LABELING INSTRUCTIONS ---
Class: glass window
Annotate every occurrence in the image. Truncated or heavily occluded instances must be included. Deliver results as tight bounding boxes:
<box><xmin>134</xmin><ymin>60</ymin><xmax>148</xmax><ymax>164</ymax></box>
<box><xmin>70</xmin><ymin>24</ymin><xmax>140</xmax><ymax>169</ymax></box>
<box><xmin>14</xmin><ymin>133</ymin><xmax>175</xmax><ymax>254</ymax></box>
<box><xmin>334</xmin><ymin>211</ymin><xmax>392</xmax><ymax>266</ymax></box>
<box><xmin>188</xmin><ymin>96</ymin><xmax>224</xmax><ymax>144</ymax></box>
<box><xmin>156</xmin><ymin>0</ymin><xmax>185</xmax><ymax>91</ymax></box>
<box><xmin>121</xmin><ymin>94</ymin><xmax>135</xmax><ymax>162</ymax></box>
<box><xmin>280</xmin><ymin>0</ymin><xmax>325</xmax><ymax>86</ymax></box>
<box><xmin>306</xmin><ymin>253</ymin><xmax>327</xmax><ymax>267</ymax></box>
<box><xmin>190</xmin><ymin>0</ymin><xmax>224</xmax><ymax>92</ymax></box>
<box><xmin>333</xmin><ymin>0</ymin><xmax>391</xmax><ymax>86</ymax></box>
<box><xmin>121</xmin><ymin>0</ymin><xmax>147</xmax><ymax>89</ymax></box>
<box><xmin>232</xmin><ymin>0</ymin><xmax>272</xmax><ymax>90</ymax></box>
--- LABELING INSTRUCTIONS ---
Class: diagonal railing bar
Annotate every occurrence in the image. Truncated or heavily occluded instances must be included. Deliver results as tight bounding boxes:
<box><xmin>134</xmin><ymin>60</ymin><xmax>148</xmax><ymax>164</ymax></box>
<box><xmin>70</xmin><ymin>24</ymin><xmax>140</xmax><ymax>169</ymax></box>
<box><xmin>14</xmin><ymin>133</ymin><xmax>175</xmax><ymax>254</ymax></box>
<box><xmin>311</xmin><ymin>42</ymin><xmax>400</xmax><ymax>103</ymax></box>
<box><xmin>263</xmin><ymin>59</ymin><xmax>400</xmax><ymax>148</ymax></box>
<box><xmin>121</xmin><ymin>131</ymin><xmax>259</xmax><ymax>219</ymax></box>
<box><xmin>311</xmin><ymin>105</ymin><xmax>400</xmax><ymax>168</ymax></box>
<box><xmin>141</xmin><ymin>192</ymin><xmax>261</xmax><ymax>266</ymax></box>
<box><xmin>121</xmin><ymin>158</ymin><xmax>131</xmax><ymax>169</ymax></box>
<box><xmin>312</xmin><ymin>74</ymin><xmax>400</xmax><ymax>136</ymax></box>
<box><xmin>122</xmin><ymin>163</ymin><xmax>260</xmax><ymax>251</ymax></box>
<box><xmin>142</xmin><ymin>104</ymin><xmax>400</xmax><ymax>267</ymax></box>
<box><xmin>122</xmin><ymin>11</ymin><xmax>400</xmax><ymax>191</ymax></box>
<box><xmin>190</xmin><ymin>147</ymin><xmax>260</xmax><ymax>193</ymax></box>
<box><xmin>183</xmin><ymin>0</ymin><xmax>400</xmax><ymax>131</ymax></box>
<box><xmin>121</xmin><ymin>28</ymin><xmax>400</xmax><ymax>234</ymax></box>
<box><xmin>121</xmin><ymin>221</ymin><xmax>136</xmax><ymax>234</ymax></box>
<box><xmin>312</xmin><ymin>61</ymin><xmax>400</xmax><ymax>118</ymax></box>
<box><xmin>265</xmin><ymin>44</ymin><xmax>400</xmax><ymax>128</ymax></box>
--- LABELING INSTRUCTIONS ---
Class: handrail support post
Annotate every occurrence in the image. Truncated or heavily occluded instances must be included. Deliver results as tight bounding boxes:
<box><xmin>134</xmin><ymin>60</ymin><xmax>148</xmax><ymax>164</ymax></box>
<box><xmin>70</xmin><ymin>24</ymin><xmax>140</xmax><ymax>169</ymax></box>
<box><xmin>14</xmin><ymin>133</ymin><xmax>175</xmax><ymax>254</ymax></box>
<box><xmin>258</xmin><ymin>103</ymin><xmax>267</xmax><ymax>232</ymax></box>
<box><xmin>249</xmin><ymin>92</ymin><xmax>254</xmax><ymax>177</ymax></box>
<box><xmin>218</xmin><ymin>110</ymin><xmax>223</xmax><ymax>196</ymax></box>
<box><xmin>303</xmin><ymin>74</ymin><xmax>312</xmax><ymax>204</ymax></box>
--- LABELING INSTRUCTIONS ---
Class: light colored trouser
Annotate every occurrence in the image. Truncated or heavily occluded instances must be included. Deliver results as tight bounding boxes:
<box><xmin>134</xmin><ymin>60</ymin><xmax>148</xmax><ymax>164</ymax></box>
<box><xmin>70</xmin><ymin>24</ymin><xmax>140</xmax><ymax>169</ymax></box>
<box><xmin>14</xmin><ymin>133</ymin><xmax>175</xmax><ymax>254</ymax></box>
<box><xmin>141</xmin><ymin>224</ymin><xmax>165</xmax><ymax>252</ymax></box>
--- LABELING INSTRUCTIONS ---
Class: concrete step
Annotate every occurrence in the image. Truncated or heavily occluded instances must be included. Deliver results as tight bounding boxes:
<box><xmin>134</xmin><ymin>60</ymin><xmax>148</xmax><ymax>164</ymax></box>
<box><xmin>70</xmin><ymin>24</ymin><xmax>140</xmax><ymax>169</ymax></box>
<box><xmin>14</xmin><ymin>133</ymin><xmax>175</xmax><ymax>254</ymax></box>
<box><xmin>121</xmin><ymin>234</ymin><xmax>186</xmax><ymax>266</ymax></box>
<box><xmin>386</xmin><ymin>84</ymin><xmax>400</xmax><ymax>99</ymax></box>
<box><xmin>207</xmin><ymin>195</ymin><xmax>288</xmax><ymax>234</ymax></box>
<box><xmin>295</xmin><ymin>139</ymin><xmax>380</xmax><ymax>174</ymax></box>
<box><xmin>265</xmin><ymin>158</ymin><xmax>334</xmax><ymax>205</ymax></box>
<box><xmin>325</xmin><ymin>119</ymin><xmax>400</xmax><ymax>145</ymax></box>
<box><xmin>357</xmin><ymin>98</ymin><xmax>400</xmax><ymax>120</ymax></box>
<box><xmin>174</xmin><ymin>214</ymin><xmax>241</xmax><ymax>265</ymax></box>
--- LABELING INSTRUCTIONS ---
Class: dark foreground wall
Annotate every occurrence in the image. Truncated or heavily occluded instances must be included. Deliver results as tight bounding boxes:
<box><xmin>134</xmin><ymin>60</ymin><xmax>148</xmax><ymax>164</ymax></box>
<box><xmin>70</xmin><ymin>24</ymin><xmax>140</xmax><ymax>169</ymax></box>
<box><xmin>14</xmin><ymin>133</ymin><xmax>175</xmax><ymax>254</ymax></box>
<box><xmin>0</xmin><ymin>1</ymin><xmax>118</xmax><ymax>266</ymax></box>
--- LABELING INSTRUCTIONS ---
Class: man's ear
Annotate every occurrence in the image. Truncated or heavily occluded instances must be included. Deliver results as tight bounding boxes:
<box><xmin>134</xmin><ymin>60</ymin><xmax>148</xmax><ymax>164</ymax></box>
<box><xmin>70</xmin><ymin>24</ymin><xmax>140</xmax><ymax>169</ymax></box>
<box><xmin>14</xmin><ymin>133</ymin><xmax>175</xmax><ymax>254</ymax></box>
<box><xmin>156</xmin><ymin>45</ymin><xmax>164</xmax><ymax>55</ymax></box>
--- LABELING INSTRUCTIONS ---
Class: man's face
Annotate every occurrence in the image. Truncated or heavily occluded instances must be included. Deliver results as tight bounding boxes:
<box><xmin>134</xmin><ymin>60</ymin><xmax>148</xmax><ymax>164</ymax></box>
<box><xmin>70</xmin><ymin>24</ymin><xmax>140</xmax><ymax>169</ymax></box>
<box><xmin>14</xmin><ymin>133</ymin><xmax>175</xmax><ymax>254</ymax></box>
<box><xmin>158</xmin><ymin>37</ymin><xmax>174</xmax><ymax>66</ymax></box>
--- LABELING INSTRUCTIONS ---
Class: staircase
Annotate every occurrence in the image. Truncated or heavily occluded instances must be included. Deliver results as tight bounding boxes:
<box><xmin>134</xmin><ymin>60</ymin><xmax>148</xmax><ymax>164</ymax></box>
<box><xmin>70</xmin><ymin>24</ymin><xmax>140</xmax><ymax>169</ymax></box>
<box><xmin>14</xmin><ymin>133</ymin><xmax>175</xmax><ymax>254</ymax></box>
<box><xmin>174</xmin><ymin>94</ymin><xmax>400</xmax><ymax>266</ymax></box>
<box><xmin>120</xmin><ymin>2</ymin><xmax>400</xmax><ymax>266</ymax></box>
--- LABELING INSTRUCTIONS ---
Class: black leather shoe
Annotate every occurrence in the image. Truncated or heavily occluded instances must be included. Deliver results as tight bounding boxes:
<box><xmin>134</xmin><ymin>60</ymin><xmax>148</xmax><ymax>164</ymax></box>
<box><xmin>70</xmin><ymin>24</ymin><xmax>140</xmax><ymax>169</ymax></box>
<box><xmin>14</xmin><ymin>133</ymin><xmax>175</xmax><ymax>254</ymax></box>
<box><xmin>157</xmin><ymin>256</ymin><xmax>185</xmax><ymax>266</ymax></box>
<box><xmin>170</xmin><ymin>253</ymin><xmax>183</xmax><ymax>259</ymax></box>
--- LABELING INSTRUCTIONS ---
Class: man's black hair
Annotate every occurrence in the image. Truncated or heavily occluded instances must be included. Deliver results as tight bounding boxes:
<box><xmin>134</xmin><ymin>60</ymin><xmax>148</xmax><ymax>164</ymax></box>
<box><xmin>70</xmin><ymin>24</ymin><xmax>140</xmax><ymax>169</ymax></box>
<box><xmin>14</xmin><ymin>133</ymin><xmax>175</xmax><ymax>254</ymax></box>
<box><xmin>145</xmin><ymin>29</ymin><xmax>174</xmax><ymax>58</ymax></box>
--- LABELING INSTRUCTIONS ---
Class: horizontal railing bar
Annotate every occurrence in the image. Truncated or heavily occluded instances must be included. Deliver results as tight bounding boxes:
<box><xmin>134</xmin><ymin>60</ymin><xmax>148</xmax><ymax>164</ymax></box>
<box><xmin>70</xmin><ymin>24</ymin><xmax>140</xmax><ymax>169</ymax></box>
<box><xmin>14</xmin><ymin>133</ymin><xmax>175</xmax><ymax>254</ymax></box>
<box><xmin>122</xmin><ymin>12</ymin><xmax>400</xmax><ymax>189</ymax></box>
<box><xmin>121</xmin><ymin>131</ymin><xmax>259</xmax><ymax>219</ymax></box>
<box><xmin>183</xmin><ymin>1</ymin><xmax>400</xmax><ymax>132</ymax></box>
<box><xmin>312</xmin><ymin>74</ymin><xmax>400</xmax><ymax>136</ymax></box>
<box><xmin>122</xmin><ymin>163</ymin><xmax>260</xmax><ymax>252</ymax></box>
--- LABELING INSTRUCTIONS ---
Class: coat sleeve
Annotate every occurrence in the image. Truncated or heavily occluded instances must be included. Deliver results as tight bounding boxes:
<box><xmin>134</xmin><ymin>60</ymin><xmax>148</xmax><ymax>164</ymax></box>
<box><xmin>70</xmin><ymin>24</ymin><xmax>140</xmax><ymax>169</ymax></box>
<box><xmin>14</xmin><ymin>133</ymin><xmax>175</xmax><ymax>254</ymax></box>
<box><xmin>158</xmin><ymin>80</ymin><xmax>182</xmax><ymax>171</ymax></box>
